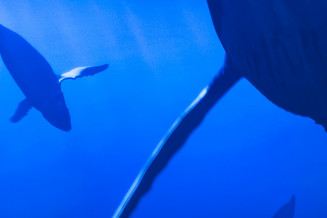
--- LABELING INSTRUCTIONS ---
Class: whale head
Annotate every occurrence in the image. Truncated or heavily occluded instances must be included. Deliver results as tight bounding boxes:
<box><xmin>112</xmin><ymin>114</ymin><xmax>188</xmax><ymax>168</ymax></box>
<box><xmin>40</xmin><ymin>92</ymin><xmax>71</xmax><ymax>131</ymax></box>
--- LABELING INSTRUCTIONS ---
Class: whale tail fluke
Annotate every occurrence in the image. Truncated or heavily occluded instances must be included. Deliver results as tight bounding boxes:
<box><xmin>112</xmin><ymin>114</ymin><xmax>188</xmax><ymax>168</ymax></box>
<box><xmin>10</xmin><ymin>98</ymin><xmax>32</xmax><ymax>123</ymax></box>
<box><xmin>58</xmin><ymin>64</ymin><xmax>108</xmax><ymax>83</ymax></box>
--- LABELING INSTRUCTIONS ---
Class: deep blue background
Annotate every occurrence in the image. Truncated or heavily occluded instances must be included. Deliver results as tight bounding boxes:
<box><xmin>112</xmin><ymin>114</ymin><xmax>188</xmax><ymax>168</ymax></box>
<box><xmin>0</xmin><ymin>1</ymin><xmax>327</xmax><ymax>217</ymax></box>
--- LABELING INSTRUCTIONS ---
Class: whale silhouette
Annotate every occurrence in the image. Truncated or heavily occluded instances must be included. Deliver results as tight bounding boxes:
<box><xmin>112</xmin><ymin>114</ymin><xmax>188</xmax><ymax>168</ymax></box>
<box><xmin>0</xmin><ymin>24</ymin><xmax>108</xmax><ymax>131</ymax></box>
<box><xmin>114</xmin><ymin>0</ymin><xmax>327</xmax><ymax>217</ymax></box>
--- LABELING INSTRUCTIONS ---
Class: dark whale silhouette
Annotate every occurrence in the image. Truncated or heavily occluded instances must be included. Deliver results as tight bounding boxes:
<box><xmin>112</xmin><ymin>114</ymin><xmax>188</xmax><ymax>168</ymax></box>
<box><xmin>114</xmin><ymin>0</ymin><xmax>326</xmax><ymax>217</ymax></box>
<box><xmin>0</xmin><ymin>24</ymin><xmax>108</xmax><ymax>131</ymax></box>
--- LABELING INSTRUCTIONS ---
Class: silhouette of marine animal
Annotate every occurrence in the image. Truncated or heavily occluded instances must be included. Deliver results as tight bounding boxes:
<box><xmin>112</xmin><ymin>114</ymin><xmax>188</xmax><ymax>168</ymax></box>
<box><xmin>273</xmin><ymin>195</ymin><xmax>295</xmax><ymax>218</ymax></box>
<box><xmin>114</xmin><ymin>0</ymin><xmax>327</xmax><ymax>217</ymax></box>
<box><xmin>0</xmin><ymin>24</ymin><xmax>108</xmax><ymax>131</ymax></box>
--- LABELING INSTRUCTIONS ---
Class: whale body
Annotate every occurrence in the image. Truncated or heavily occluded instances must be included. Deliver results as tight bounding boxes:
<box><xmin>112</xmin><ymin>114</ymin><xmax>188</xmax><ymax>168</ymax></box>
<box><xmin>207</xmin><ymin>0</ymin><xmax>327</xmax><ymax>129</ymax></box>
<box><xmin>0</xmin><ymin>24</ymin><xmax>108</xmax><ymax>131</ymax></box>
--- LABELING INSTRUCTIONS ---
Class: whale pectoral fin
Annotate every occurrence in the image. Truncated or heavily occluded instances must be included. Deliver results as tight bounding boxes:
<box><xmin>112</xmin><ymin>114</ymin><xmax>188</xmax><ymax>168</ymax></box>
<box><xmin>58</xmin><ymin>64</ymin><xmax>109</xmax><ymax>83</ymax></box>
<box><xmin>113</xmin><ymin>56</ymin><xmax>243</xmax><ymax>218</ymax></box>
<box><xmin>10</xmin><ymin>98</ymin><xmax>32</xmax><ymax>123</ymax></box>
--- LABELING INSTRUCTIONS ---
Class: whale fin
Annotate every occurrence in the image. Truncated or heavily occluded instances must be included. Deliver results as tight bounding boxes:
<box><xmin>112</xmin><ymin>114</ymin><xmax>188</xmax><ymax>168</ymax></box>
<box><xmin>58</xmin><ymin>64</ymin><xmax>108</xmax><ymax>83</ymax></box>
<box><xmin>273</xmin><ymin>195</ymin><xmax>295</xmax><ymax>218</ymax></box>
<box><xmin>113</xmin><ymin>56</ymin><xmax>242</xmax><ymax>218</ymax></box>
<box><xmin>10</xmin><ymin>98</ymin><xmax>32</xmax><ymax>123</ymax></box>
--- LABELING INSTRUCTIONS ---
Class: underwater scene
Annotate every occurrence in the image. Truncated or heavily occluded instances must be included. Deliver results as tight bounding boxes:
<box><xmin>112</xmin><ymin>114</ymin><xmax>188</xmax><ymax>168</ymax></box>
<box><xmin>1</xmin><ymin>0</ymin><xmax>327</xmax><ymax>217</ymax></box>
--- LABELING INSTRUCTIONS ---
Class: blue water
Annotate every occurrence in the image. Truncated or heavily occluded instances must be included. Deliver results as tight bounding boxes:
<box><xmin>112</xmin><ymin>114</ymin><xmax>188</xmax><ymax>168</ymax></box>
<box><xmin>0</xmin><ymin>1</ymin><xmax>327</xmax><ymax>217</ymax></box>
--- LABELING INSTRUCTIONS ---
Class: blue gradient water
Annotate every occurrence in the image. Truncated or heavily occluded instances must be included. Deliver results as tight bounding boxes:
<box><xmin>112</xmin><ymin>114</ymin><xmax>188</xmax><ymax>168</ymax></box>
<box><xmin>0</xmin><ymin>1</ymin><xmax>326</xmax><ymax>217</ymax></box>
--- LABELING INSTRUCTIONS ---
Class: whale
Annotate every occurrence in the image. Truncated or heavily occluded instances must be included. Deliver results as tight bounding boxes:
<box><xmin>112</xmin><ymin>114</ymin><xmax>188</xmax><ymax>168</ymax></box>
<box><xmin>0</xmin><ymin>24</ymin><xmax>108</xmax><ymax>131</ymax></box>
<box><xmin>114</xmin><ymin>0</ymin><xmax>327</xmax><ymax>217</ymax></box>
